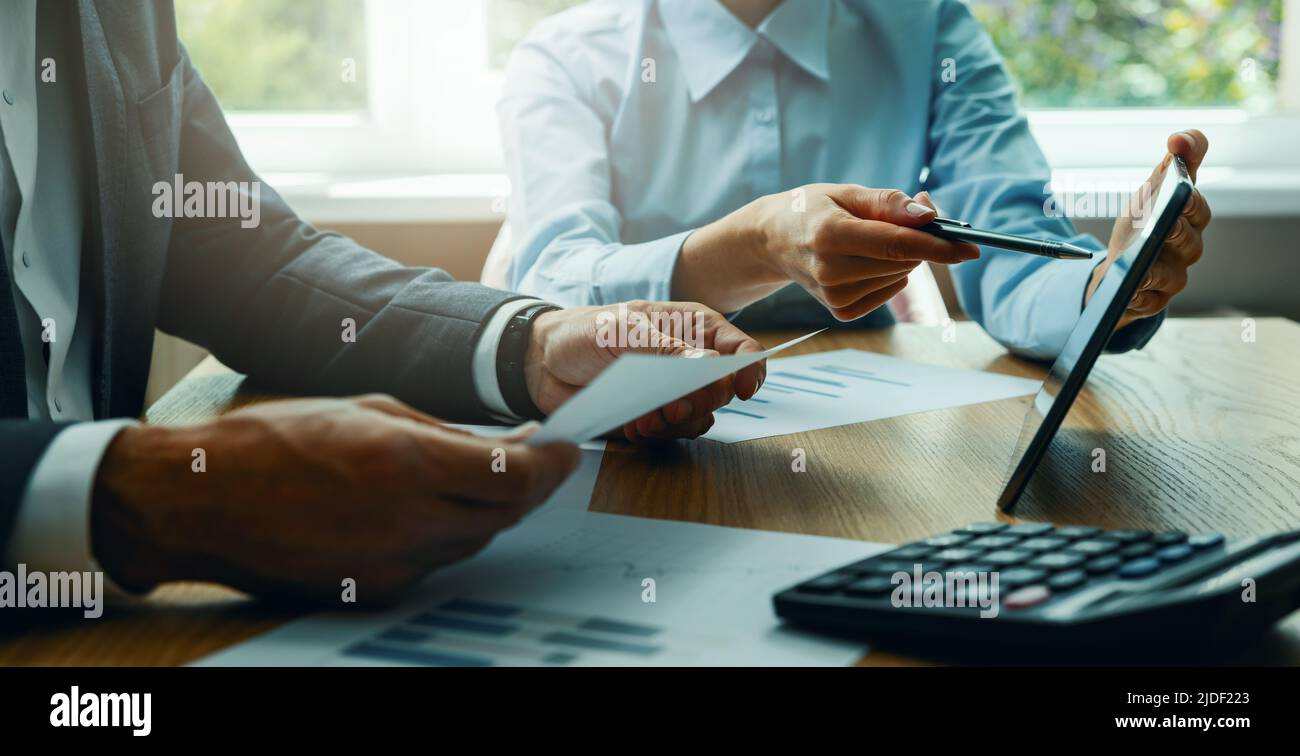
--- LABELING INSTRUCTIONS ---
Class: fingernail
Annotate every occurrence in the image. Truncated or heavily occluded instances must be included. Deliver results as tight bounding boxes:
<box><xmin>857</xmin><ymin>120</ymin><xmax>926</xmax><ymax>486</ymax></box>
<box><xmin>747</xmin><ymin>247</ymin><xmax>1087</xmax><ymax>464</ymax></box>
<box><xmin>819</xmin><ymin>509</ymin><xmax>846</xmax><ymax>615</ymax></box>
<box><xmin>682</xmin><ymin>348</ymin><xmax>708</xmax><ymax>358</ymax></box>
<box><xmin>512</xmin><ymin>420</ymin><xmax>542</xmax><ymax>435</ymax></box>
<box><xmin>905</xmin><ymin>201</ymin><xmax>933</xmax><ymax>217</ymax></box>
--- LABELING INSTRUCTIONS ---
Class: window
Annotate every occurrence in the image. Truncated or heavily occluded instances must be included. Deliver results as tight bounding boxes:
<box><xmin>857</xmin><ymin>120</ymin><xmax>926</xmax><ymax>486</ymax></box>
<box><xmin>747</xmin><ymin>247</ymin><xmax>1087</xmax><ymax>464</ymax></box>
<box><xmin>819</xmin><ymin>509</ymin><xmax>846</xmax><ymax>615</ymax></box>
<box><xmin>972</xmin><ymin>0</ymin><xmax>1283</xmax><ymax>110</ymax></box>
<box><xmin>187</xmin><ymin>0</ymin><xmax>1297</xmax><ymax>183</ymax></box>
<box><xmin>177</xmin><ymin>0</ymin><xmax>368</xmax><ymax>111</ymax></box>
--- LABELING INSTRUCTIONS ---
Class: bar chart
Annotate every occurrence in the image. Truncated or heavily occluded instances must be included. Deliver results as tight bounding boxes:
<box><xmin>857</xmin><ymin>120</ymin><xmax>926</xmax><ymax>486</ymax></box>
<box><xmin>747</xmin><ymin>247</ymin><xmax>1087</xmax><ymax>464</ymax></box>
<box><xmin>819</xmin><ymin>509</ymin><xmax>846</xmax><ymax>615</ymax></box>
<box><xmin>706</xmin><ymin>348</ymin><xmax>1040</xmax><ymax>443</ymax></box>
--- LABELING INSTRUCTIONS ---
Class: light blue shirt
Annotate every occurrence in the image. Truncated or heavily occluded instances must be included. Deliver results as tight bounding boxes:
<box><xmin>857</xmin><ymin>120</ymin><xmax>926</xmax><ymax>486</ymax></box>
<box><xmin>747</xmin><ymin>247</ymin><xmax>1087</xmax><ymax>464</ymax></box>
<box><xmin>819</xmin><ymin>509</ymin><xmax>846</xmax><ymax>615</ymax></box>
<box><xmin>497</xmin><ymin>0</ymin><xmax>1161</xmax><ymax>359</ymax></box>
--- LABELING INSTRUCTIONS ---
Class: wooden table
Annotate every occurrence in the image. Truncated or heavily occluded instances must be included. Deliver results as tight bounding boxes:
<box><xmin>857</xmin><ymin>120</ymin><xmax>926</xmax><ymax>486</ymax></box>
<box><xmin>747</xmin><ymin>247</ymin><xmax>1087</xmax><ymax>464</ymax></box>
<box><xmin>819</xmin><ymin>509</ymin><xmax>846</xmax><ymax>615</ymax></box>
<box><xmin>4</xmin><ymin>318</ymin><xmax>1298</xmax><ymax>665</ymax></box>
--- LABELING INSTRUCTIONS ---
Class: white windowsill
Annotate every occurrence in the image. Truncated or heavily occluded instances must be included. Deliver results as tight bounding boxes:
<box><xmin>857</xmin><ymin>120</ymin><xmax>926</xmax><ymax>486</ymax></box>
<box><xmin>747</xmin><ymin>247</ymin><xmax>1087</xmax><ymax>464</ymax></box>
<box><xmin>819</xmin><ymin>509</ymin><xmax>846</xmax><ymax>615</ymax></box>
<box><xmin>265</xmin><ymin>172</ymin><xmax>511</xmax><ymax>224</ymax></box>
<box><xmin>269</xmin><ymin>168</ymin><xmax>1300</xmax><ymax>225</ymax></box>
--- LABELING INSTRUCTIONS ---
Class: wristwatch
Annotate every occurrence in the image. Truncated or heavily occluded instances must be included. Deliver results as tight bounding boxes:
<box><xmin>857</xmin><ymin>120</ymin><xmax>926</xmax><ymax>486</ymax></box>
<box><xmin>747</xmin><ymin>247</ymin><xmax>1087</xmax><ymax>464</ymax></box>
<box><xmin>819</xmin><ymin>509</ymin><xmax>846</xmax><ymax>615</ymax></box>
<box><xmin>496</xmin><ymin>302</ymin><xmax>560</xmax><ymax>421</ymax></box>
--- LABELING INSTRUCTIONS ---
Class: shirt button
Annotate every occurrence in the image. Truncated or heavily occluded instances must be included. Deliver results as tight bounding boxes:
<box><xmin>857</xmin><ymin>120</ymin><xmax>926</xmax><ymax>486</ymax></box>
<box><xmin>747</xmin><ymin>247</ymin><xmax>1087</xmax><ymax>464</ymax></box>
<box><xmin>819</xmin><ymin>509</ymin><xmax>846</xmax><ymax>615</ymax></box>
<box><xmin>755</xmin><ymin>108</ymin><xmax>775</xmax><ymax>124</ymax></box>
<box><xmin>2</xmin><ymin>90</ymin><xmax>13</xmax><ymax>106</ymax></box>
<box><xmin>53</xmin><ymin>397</ymin><xmax>63</xmax><ymax>414</ymax></box>
<box><xmin>21</xmin><ymin>250</ymin><xmax>31</xmax><ymax>267</ymax></box>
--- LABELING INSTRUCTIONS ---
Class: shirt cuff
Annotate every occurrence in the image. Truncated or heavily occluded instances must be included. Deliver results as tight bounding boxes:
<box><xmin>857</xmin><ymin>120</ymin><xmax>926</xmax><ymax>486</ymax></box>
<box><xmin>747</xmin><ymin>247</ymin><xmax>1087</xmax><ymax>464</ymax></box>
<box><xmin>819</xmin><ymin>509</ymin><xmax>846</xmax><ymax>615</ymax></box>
<box><xmin>473</xmin><ymin>298</ymin><xmax>546</xmax><ymax>421</ymax></box>
<box><xmin>1105</xmin><ymin>309</ymin><xmax>1165</xmax><ymax>353</ymax></box>
<box><xmin>591</xmin><ymin>229</ymin><xmax>692</xmax><ymax>304</ymax></box>
<box><xmin>1022</xmin><ymin>257</ymin><xmax>1102</xmax><ymax>360</ymax></box>
<box><xmin>6</xmin><ymin>419</ymin><xmax>138</xmax><ymax>596</ymax></box>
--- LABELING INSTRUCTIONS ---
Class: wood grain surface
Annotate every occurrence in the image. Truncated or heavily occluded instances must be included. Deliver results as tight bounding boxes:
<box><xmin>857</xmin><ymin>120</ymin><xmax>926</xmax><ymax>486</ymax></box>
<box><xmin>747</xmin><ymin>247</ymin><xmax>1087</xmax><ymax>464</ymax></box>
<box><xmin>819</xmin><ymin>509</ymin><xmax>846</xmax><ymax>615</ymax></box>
<box><xmin>3</xmin><ymin>318</ymin><xmax>1297</xmax><ymax>665</ymax></box>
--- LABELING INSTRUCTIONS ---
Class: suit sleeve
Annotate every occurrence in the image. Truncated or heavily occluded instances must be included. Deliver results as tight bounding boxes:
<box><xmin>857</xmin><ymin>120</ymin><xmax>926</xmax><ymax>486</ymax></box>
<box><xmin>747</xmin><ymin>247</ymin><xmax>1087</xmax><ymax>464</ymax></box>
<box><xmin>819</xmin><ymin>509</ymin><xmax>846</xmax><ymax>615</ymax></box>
<box><xmin>154</xmin><ymin>47</ymin><xmax>524</xmax><ymax>422</ymax></box>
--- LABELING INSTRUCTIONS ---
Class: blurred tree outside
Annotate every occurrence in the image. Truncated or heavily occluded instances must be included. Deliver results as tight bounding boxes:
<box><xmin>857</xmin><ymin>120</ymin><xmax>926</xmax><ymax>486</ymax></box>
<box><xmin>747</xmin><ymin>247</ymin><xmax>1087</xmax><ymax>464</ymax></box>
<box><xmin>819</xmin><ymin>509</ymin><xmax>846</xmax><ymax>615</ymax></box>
<box><xmin>176</xmin><ymin>0</ymin><xmax>368</xmax><ymax>111</ymax></box>
<box><xmin>175</xmin><ymin>0</ymin><xmax>1284</xmax><ymax>113</ymax></box>
<box><xmin>972</xmin><ymin>0</ymin><xmax>1283</xmax><ymax>109</ymax></box>
<box><xmin>487</xmin><ymin>0</ymin><xmax>1283</xmax><ymax>110</ymax></box>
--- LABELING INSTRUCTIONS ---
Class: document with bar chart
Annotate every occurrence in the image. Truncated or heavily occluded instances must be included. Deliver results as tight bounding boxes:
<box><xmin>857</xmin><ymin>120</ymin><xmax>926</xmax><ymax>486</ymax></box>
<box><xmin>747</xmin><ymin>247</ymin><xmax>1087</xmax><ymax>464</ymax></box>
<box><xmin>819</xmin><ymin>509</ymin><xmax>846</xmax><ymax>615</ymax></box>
<box><xmin>704</xmin><ymin>348</ymin><xmax>1041</xmax><ymax>443</ymax></box>
<box><xmin>193</xmin><ymin>510</ymin><xmax>882</xmax><ymax>667</ymax></box>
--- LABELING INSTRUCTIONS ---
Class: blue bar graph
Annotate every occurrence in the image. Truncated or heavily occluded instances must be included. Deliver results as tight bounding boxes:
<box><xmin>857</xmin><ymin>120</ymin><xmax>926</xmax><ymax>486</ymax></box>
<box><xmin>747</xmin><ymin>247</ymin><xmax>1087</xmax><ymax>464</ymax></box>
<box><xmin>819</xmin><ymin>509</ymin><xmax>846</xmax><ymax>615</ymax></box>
<box><xmin>764</xmin><ymin>380</ymin><xmax>839</xmax><ymax>399</ymax></box>
<box><xmin>343</xmin><ymin>599</ymin><xmax>670</xmax><ymax>666</ymax></box>
<box><xmin>718</xmin><ymin>407</ymin><xmax>766</xmax><ymax>420</ymax></box>
<box><xmin>813</xmin><ymin>365</ymin><xmax>910</xmax><ymax>388</ymax></box>
<box><xmin>772</xmin><ymin>371</ymin><xmax>846</xmax><ymax>388</ymax></box>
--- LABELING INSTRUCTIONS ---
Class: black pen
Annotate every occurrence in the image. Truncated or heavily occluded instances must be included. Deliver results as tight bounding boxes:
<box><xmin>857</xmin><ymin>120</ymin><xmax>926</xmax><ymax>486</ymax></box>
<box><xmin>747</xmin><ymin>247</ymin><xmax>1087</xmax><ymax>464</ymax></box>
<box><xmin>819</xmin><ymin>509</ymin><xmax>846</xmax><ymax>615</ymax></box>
<box><xmin>920</xmin><ymin>217</ymin><xmax>1095</xmax><ymax>260</ymax></box>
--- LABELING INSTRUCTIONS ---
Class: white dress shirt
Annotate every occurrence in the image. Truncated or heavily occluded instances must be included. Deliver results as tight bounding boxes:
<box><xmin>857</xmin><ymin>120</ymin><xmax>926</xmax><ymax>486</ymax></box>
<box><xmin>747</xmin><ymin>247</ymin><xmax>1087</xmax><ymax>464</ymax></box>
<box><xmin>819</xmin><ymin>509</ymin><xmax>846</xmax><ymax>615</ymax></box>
<box><xmin>498</xmin><ymin>0</ymin><xmax>1161</xmax><ymax>357</ymax></box>
<box><xmin>0</xmin><ymin>2</ymin><xmax>536</xmax><ymax>584</ymax></box>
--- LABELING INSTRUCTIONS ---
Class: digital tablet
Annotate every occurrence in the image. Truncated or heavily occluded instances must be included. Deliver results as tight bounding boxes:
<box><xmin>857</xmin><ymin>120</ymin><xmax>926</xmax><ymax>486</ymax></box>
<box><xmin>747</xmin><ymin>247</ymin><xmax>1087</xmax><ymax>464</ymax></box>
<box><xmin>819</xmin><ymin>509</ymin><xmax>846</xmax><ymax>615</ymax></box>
<box><xmin>996</xmin><ymin>155</ymin><xmax>1194</xmax><ymax>512</ymax></box>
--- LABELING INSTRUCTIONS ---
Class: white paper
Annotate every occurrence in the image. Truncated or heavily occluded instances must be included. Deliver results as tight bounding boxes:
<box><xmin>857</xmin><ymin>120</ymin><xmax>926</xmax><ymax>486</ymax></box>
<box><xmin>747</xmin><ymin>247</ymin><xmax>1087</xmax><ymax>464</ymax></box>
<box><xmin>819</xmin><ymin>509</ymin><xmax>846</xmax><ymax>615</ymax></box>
<box><xmin>530</xmin><ymin>330</ymin><xmax>824</xmax><ymax>445</ymax></box>
<box><xmin>704</xmin><ymin>348</ymin><xmax>1041</xmax><ymax>443</ymax></box>
<box><xmin>453</xmin><ymin>424</ymin><xmax>605</xmax><ymax>513</ymax></box>
<box><xmin>193</xmin><ymin>509</ymin><xmax>882</xmax><ymax>667</ymax></box>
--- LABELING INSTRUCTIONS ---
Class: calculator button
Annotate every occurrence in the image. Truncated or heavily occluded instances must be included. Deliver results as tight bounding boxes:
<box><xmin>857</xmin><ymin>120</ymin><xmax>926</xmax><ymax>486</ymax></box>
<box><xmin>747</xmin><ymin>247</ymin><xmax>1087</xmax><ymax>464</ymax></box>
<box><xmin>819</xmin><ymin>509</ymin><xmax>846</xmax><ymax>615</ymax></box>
<box><xmin>998</xmin><ymin>567</ymin><xmax>1048</xmax><ymax>587</ymax></box>
<box><xmin>1188</xmin><ymin>533</ymin><xmax>1226</xmax><ymax>549</ymax></box>
<box><xmin>1153</xmin><ymin>531</ymin><xmax>1188</xmax><ymax>545</ymax></box>
<box><xmin>923</xmin><ymin>534</ymin><xmax>971</xmax><ymax>548</ymax></box>
<box><xmin>1047</xmin><ymin>570</ymin><xmax>1088</xmax><ymax>590</ymax></box>
<box><xmin>967</xmin><ymin>535</ymin><xmax>1020</xmax><ymax>550</ymax></box>
<box><xmin>845</xmin><ymin>576</ymin><xmax>895</xmax><ymax>596</ymax></box>
<box><xmin>955</xmin><ymin>522</ymin><xmax>1007</xmax><ymax>535</ymax></box>
<box><xmin>798</xmin><ymin>573</ymin><xmax>855</xmax><ymax>593</ymax></box>
<box><xmin>933</xmin><ymin>548</ymin><xmax>983</xmax><ymax>563</ymax></box>
<box><xmin>1156</xmin><ymin>544</ymin><xmax>1193</xmax><ymax>563</ymax></box>
<box><xmin>1005</xmin><ymin>523</ymin><xmax>1055</xmax><ymax>537</ymax></box>
<box><xmin>884</xmin><ymin>545</ymin><xmax>935</xmax><ymax>561</ymax></box>
<box><xmin>945</xmin><ymin>563</ymin><xmax>995</xmax><ymax>575</ymax></box>
<box><xmin>1085</xmin><ymin>555</ymin><xmax>1122</xmax><ymax>574</ymax></box>
<box><xmin>1054</xmin><ymin>526</ymin><xmax>1102</xmax><ymax>540</ymax></box>
<box><xmin>863</xmin><ymin>560</ymin><xmax>923</xmax><ymax>575</ymax></box>
<box><xmin>1069</xmin><ymin>539</ymin><xmax>1120</xmax><ymax>556</ymax></box>
<box><xmin>1004</xmin><ymin>585</ymin><xmax>1051</xmax><ymax>609</ymax></box>
<box><xmin>1120</xmin><ymin>543</ymin><xmax>1156</xmax><ymax>559</ymax></box>
<box><xmin>1028</xmin><ymin>552</ymin><xmax>1086</xmax><ymax>571</ymax></box>
<box><xmin>982</xmin><ymin>550</ymin><xmax>1032</xmax><ymax>567</ymax></box>
<box><xmin>1119</xmin><ymin>558</ymin><xmax>1161</xmax><ymax>578</ymax></box>
<box><xmin>1018</xmin><ymin>537</ymin><xmax>1068</xmax><ymax>552</ymax></box>
<box><xmin>1105</xmin><ymin>529</ymin><xmax>1153</xmax><ymax>543</ymax></box>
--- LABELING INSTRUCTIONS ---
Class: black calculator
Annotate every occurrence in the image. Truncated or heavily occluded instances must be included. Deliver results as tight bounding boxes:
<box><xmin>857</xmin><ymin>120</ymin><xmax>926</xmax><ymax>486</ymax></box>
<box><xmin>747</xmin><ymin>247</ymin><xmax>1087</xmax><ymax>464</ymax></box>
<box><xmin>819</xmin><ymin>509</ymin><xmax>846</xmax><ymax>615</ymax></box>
<box><xmin>774</xmin><ymin>522</ymin><xmax>1300</xmax><ymax>656</ymax></box>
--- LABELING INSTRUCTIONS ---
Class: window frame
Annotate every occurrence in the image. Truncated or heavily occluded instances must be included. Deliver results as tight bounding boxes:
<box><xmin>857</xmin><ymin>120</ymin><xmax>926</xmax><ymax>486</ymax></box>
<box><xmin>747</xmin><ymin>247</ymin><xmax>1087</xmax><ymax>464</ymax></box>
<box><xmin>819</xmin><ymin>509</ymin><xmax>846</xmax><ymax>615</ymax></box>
<box><xmin>222</xmin><ymin>0</ymin><xmax>1300</xmax><ymax>178</ymax></box>
<box><xmin>224</xmin><ymin>0</ymin><xmax>504</xmax><ymax>175</ymax></box>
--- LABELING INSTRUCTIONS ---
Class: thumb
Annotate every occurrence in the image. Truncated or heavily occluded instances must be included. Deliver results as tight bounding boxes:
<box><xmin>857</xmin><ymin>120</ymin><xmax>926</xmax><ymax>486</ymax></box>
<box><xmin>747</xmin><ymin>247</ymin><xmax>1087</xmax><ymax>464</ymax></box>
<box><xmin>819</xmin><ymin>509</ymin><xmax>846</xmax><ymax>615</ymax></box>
<box><xmin>913</xmin><ymin>191</ymin><xmax>945</xmax><ymax>216</ymax></box>
<box><xmin>832</xmin><ymin>186</ymin><xmax>936</xmax><ymax>226</ymax></box>
<box><xmin>618</xmin><ymin>311</ymin><xmax>719</xmax><ymax>358</ymax></box>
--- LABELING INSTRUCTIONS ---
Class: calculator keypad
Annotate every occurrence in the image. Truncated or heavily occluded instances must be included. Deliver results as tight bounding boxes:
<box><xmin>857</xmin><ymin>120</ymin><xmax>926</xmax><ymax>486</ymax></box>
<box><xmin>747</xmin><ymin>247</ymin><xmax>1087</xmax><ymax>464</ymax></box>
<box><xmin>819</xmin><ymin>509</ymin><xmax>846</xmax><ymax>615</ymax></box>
<box><xmin>793</xmin><ymin>522</ymin><xmax>1228</xmax><ymax>611</ymax></box>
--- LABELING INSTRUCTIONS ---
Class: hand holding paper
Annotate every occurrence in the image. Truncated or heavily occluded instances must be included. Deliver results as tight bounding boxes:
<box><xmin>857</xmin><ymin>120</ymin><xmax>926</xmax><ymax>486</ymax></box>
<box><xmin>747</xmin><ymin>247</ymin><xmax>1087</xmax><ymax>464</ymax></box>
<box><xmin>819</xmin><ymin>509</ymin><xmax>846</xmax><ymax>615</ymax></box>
<box><xmin>524</xmin><ymin>302</ymin><xmax>777</xmax><ymax>443</ymax></box>
<box><xmin>530</xmin><ymin>331</ymin><xmax>824</xmax><ymax>445</ymax></box>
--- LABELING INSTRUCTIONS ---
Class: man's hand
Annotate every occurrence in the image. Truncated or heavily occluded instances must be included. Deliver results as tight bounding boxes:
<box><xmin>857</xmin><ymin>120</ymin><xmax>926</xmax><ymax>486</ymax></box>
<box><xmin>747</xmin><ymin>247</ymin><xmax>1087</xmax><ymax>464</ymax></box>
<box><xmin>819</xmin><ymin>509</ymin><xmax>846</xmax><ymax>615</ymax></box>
<box><xmin>524</xmin><ymin>301</ymin><xmax>766</xmax><ymax>442</ymax></box>
<box><xmin>91</xmin><ymin>395</ymin><xmax>579</xmax><ymax>602</ymax></box>
<box><xmin>672</xmin><ymin>184</ymin><xmax>980</xmax><ymax>318</ymax></box>
<box><xmin>1089</xmin><ymin>130</ymin><xmax>1212</xmax><ymax>331</ymax></box>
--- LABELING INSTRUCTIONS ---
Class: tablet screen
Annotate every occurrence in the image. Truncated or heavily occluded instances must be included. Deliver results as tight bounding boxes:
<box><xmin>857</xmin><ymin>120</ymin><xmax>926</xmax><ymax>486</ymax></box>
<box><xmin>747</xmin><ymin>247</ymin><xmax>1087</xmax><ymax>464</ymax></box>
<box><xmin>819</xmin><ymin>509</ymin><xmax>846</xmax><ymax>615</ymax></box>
<box><xmin>996</xmin><ymin>156</ymin><xmax>1194</xmax><ymax>512</ymax></box>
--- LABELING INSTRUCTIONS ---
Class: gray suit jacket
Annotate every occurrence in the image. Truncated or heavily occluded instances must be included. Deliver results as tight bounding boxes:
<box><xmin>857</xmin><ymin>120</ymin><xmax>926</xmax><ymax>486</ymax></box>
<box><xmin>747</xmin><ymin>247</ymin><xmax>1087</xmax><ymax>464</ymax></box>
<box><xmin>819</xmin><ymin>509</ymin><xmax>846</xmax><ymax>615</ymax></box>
<box><xmin>0</xmin><ymin>0</ymin><xmax>525</xmax><ymax>548</ymax></box>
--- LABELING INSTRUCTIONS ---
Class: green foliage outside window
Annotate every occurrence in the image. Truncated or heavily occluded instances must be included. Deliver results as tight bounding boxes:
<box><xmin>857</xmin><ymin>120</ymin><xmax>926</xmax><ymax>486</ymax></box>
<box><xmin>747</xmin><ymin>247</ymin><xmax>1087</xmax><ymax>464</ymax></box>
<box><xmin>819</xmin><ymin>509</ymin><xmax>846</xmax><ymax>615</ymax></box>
<box><xmin>176</xmin><ymin>0</ymin><xmax>1283</xmax><ymax>113</ymax></box>
<box><xmin>972</xmin><ymin>0</ymin><xmax>1282</xmax><ymax>109</ymax></box>
<box><xmin>176</xmin><ymin>0</ymin><xmax>368</xmax><ymax>111</ymax></box>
